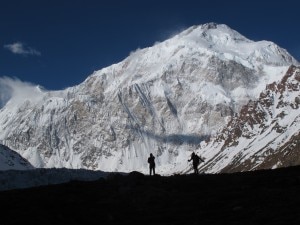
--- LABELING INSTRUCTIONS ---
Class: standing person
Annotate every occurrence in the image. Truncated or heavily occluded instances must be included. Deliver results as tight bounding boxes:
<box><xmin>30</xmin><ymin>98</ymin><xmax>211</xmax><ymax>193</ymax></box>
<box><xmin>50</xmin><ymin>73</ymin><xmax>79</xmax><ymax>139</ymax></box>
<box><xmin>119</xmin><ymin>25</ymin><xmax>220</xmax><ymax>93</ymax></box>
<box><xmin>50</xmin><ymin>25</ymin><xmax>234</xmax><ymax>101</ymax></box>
<box><xmin>147</xmin><ymin>153</ymin><xmax>155</xmax><ymax>176</ymax></box>
<box><xmin>188</xmin><ymin>152</ymin><xmax>204</xmax><ymax>174</ymax></box>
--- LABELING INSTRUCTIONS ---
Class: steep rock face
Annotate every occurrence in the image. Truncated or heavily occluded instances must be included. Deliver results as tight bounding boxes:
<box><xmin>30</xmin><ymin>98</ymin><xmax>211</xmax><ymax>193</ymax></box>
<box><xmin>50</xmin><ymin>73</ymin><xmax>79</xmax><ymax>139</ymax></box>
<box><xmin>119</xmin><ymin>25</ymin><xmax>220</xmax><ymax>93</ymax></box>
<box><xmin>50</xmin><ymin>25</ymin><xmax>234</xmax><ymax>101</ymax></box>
<box><xmin>0</xmin><ymin>144</ymin><xmax>34</xmax><ymax>170</ymax></box>
<box><xmin>0</xmin><ymin>23</ymin><xmax>298</xmax><ymax>174</ymax></box>
<box><xmin>199</xmin><ymin>66</ymin><xmax>300</xmax><ymax>173</ymax></box>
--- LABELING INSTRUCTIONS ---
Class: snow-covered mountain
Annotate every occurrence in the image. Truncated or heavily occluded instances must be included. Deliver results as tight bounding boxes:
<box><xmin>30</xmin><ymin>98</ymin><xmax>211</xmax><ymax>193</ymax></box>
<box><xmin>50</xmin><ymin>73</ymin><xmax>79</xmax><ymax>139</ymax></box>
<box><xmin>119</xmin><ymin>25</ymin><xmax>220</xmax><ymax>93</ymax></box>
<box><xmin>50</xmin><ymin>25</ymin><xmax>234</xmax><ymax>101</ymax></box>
<box><xmin>0</xmin><ymin>144</ymin><xmax>33</xmax><ymax>170</ymax></box>
<box><xmin>0</xmin><ymin>23</ymin><xmax>298</xmax><ymax>174</ymax></box>
<box><xmin>197</xmin><ymin>65</ymin><xmax>300</xmax><ymax>173</ymax></box>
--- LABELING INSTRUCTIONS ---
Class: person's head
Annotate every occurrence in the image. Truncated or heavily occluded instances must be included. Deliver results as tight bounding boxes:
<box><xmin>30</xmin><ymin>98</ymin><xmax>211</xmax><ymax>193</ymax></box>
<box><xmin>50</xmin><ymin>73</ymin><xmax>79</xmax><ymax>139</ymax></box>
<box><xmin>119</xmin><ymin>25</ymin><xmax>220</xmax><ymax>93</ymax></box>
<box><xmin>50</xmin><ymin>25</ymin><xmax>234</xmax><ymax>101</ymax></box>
<box><xmin>150</xmin><ymin>153</ymin><xmax>153</xmax><ymax>157</ymax></box>
<box><xmin>191</xmin><ymin>152</ymin><xmax>195</xmax><ymax>156</ymax></box>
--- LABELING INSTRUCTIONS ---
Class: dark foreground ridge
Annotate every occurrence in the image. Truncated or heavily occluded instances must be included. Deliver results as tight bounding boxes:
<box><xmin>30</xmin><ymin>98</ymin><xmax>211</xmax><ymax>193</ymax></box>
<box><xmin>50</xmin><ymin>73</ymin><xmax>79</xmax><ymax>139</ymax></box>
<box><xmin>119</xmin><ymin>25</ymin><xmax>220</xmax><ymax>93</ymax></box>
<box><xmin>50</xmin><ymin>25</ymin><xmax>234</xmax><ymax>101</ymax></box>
<box><xmin>1</xmin><ymin>166</ymin><xmax>300</xmax><ymax>225</ymax></box>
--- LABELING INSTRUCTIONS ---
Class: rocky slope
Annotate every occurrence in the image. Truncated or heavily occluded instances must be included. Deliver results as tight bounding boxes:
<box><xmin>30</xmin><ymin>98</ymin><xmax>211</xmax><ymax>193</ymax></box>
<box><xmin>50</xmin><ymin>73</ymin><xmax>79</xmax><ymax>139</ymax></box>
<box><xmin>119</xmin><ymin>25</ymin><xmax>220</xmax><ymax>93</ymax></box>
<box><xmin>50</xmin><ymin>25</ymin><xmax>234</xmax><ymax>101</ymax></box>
<box><xmin>197</xmin><ymin>65</ymin><xmax>300</xmax><ymax>173</ymax></box>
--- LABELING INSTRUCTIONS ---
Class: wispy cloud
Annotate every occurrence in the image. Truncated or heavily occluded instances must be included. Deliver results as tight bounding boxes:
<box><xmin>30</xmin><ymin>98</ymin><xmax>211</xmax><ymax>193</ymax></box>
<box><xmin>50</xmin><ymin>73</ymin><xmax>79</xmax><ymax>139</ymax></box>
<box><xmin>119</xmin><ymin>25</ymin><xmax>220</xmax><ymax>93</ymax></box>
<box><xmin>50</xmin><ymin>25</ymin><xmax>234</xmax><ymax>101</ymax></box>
<box><xmin>0</xmin><ymin>77</ymin><xmax>45</xmax><ymax>108</ymax></box>
<box><xmin>4</xmin><ymin>42</ymin><xmax>41</xmax><ymax>56</ymax></box>
<box><xmin>155</xmin><ymin>25</ymin><xmax>188</xmax><ymax>43</ymax></box>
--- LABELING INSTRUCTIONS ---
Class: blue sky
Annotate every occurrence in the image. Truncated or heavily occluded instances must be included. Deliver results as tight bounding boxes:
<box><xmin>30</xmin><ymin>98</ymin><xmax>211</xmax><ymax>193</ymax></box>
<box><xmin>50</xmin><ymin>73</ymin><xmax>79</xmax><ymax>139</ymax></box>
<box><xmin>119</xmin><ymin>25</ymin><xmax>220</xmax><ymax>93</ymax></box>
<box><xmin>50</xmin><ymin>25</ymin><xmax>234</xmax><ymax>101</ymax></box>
<box><xmin>1</xmin><ymin>0</ymin><xmax>300</xmax><ymax>90</ymax></box>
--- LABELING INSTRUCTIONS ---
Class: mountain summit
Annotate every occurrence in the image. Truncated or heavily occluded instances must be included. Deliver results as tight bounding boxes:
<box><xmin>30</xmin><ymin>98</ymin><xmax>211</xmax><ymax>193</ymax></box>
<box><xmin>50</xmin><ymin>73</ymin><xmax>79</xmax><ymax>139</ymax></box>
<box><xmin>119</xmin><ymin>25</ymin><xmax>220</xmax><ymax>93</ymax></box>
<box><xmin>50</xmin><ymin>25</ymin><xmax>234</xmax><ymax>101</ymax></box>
<box><xmin>0</xmin><ymin>23</ymin><xmax>298</xmax><ymax>174</ymax></box>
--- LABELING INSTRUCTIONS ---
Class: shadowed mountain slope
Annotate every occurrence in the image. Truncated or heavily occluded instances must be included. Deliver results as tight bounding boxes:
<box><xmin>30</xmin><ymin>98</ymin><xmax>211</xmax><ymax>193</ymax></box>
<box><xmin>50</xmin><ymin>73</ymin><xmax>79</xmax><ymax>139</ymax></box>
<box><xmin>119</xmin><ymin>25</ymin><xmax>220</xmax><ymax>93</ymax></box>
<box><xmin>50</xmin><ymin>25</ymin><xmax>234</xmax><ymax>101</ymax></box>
<box><xmin>0</xmin><ymin>144</ymin><xmax>33</xmax><ymax>170</ymax></box>
<box><xmin>1</xmin><ymin>166</ymin><xmax>300</xmax><ymax>225</ymax></box>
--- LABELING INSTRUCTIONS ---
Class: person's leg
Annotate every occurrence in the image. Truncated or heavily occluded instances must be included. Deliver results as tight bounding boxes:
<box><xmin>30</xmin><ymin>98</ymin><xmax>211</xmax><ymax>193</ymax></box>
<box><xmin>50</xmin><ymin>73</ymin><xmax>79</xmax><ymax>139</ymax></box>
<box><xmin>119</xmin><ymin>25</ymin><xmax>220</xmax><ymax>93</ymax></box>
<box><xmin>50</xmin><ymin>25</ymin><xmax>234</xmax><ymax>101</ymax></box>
<box><xmin>153</xmin><ymin>167</ymin><xmax>155</xmax><ymax>175</ymax></box>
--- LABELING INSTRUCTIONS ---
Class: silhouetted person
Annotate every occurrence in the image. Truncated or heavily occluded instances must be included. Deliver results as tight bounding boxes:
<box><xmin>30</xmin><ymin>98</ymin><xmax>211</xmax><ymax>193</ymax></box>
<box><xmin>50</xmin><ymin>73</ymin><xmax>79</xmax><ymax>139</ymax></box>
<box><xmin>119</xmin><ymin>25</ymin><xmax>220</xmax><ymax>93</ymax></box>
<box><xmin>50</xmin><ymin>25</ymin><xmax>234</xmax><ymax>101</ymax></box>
<box><xmin>147</xmin><ymin>153</ymin><xmax>155</xmax><ymax>176</ymax></box>
<box><xmin>188</xmin><ymin>152</ymin><xmax>204</xmax><ymax>174</ymax></box>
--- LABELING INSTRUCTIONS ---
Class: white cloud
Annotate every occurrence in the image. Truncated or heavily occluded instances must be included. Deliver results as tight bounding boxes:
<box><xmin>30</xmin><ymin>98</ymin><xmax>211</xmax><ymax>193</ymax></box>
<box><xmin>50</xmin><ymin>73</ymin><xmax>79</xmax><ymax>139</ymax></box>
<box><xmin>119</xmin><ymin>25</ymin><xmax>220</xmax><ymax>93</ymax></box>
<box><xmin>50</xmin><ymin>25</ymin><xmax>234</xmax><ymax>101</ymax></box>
<box><xmin>4</xmin><ymin>42</ymin><xmax>41</xmax><ymax>56</ymax></box>
<box><xmin>0</xmin><ymin>77</ymin><xmax>45</xmax><ymax>108</ymax></box>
